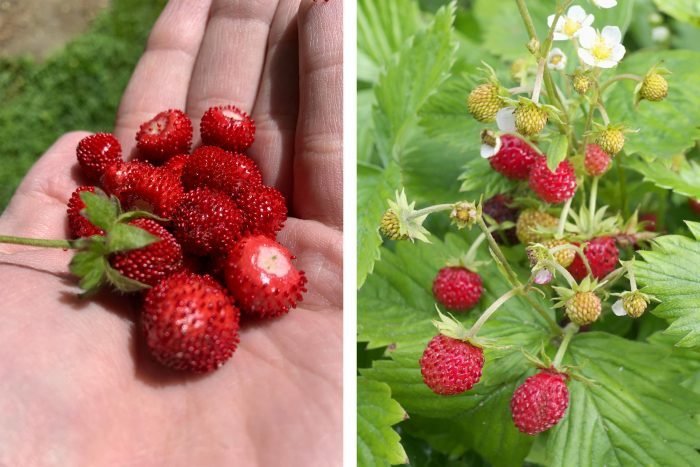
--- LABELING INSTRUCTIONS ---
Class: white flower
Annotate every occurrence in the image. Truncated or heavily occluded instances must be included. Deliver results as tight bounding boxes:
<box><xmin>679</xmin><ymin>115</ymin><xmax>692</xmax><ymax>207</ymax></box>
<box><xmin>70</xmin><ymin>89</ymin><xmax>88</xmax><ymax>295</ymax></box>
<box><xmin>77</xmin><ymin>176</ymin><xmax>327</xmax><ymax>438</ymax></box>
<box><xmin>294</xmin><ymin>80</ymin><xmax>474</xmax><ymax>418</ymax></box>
<box><xmin>496</xmin><ymin>107</ymin><xmax>516</xmax><ymax>132</ymax></box>
<box><xmin>534</xmin><ymin>269</ymin><xmax>554</xmax><ymax>285</ymax></box>
<box><xmin>612</xmin><ymin>299</ymin><xmax>627</xmax><ymax>316</ymax></box>
<box><xmin>578</xmin><ymin>26</ymin><xmax>626</xmax><ymax>68</ymax></box>
<box><xmin>548</xmin><ymin>5</ymin><xmax>594</xmax><ymax>41</ymax></box>
<box><xmin>547</xmin><ymin>48</ymin><xmax>567</xmax><ymax>70</ymax></box>
<box><xmin>480</xmin><ymin>140</ymin><xmax>501</xmax><ymax>159</ymax></box>
<box><xmin>591</xmin><ymin>0</ymin><xmax>617</xmax><ymax>8</ymax></box>
<box><xmin>651</xmin><ymin>26</ymin><xmax>670</xmax><ymax>43</ymax></box>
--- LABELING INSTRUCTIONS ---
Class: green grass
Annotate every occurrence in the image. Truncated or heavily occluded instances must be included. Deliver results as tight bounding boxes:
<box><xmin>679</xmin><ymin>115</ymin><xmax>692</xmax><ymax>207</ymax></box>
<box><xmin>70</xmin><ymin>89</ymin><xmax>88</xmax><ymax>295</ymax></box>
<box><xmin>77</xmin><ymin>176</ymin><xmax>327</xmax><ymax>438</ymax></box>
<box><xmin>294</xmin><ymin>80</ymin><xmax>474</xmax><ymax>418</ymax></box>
<box><xmin>0</xmin><ymin>0</ymin><xmax>167</xmax><ymax>211</ymax></box>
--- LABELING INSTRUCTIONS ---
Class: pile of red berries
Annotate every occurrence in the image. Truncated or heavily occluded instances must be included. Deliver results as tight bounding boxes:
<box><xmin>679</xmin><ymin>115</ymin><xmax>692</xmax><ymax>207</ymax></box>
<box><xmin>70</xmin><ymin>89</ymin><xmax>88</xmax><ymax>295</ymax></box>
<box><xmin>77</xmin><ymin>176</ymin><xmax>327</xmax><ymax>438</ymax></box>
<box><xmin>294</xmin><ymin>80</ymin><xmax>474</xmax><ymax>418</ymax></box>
<box><xmin>68</xmin><ymin>106</ymin><xmax>307</xmax><ymax>373</ymax></box>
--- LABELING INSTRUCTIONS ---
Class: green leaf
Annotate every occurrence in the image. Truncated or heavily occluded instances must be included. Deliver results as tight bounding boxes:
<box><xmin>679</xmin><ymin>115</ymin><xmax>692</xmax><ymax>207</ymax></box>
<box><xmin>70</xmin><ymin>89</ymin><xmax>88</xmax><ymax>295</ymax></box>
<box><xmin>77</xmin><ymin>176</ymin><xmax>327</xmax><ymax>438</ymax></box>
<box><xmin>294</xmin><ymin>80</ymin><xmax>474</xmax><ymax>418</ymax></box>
<box><xmin>458</xmin><ymin>158</ymin><xmax>517</xmax><ymax>199</ymax></box>
<box><xmin>69</xmin><ymin>249</ymin><xmax>106</xmax><ymax>294</ymax></box>
<box><xmin>357</xmin><ymin>377</ymin><xmax>408</xmax><ymax>467</ymax></box>
<box><xmin>544</xmin><ymin>332</ymin><xmax>700</xmax><ymax>466</ymax></box>
<box><xmin>79</xmin><ymin>190</ymin><xmax>118</xmax><ymax>231</ymax></box>
<box><xmin>358</xmin><ymin>89</ymin><xmax>377</xmax><ymax>164</ymax></box>
<box><xmin>373</xmin><ymin>3</ymin><xmax>458</xmax><ymax>166</ymax></box>
<box><xmin>624</xmin><ymin>157</ymin><xmax>700</xmax><ymax>199</ymax></box>
<box><xmin>357</xmin><ymin>162</ymin><xmax>400</xmax><ymax>288</ymax></box>
<box><xmin>546</xmin><ymin>134</ymin><xmax>568</xmax><ymax>172</ymax></box>
<box><xmin>106</xmin><ymin>223</ymin><xmax>159</xmax><ymax>253</ymax></box>
<box><xmin>104</xmin><ymin>263</ymin><xmax>150</xmax><ymax>293</ymax></box>
<box><xmin>653</xmin><ymin>0</ymin><xmax>700</xmax><ymax>26</ymax></box>
<box><xmin>605</xmin><ymin>50</ymin><xmax>700</xmax><ymax>160</ymax></box>
<box><xmin>634</xmin><ymin>222</ymin><xmax>700</xmax><ymax>347</ymax></box>
<box><xmin>358</xmin><ymin>0</ymin><xmax>423</xmax><ymax>84</ymax></box>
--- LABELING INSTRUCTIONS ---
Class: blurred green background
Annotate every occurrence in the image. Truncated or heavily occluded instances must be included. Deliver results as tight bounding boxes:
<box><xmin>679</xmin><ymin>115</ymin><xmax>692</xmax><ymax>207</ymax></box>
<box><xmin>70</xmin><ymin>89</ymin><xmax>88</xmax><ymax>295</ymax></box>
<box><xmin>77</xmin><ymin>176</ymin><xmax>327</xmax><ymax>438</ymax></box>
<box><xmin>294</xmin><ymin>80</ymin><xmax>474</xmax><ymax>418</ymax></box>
<box><xmin>0</xmin><ymin>0</ymin><xmax>167</xmax><ymax>212</ymax></box>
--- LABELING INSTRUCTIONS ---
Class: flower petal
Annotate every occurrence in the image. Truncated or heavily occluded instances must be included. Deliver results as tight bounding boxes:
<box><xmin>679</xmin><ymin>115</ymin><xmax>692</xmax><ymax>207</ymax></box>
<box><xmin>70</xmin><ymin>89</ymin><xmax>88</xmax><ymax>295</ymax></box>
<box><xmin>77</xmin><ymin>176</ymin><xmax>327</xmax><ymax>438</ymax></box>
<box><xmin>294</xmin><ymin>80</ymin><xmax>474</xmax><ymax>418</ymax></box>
<box><xmin>578</xmin><ymin>48</ymin><xmax>596</xmax><ymax>66</ymax></box>
<box><xmin>553</xmin><ymin>32</ymin><xmax>570</xmax><ymax>41</ymax></box>
<box><xmin>547</xmin><ymin>14</ymin><xmax>556</xmax><ymax>28</ymax></box>
<box><xmin>611</xmin><ymin>43</ymin><xmax>626</xmax><ymax>61</ymax></box>
<box><xmin>612</xmin><ymin>299</ymin><xmax>627</xmax><ymax>316</ymax></box>
<box><xmin>581</xmin><ymin>14</ymin><xmax>595</xmax><ymax>28</ymax></box>
<box><xmin>602</xmin><ymin>25</ymin><xmax>622</xmax><ymax>46</ymax></box>
<box><xmin>568</xmin><ymin>5</ymin><xmax>587</xmax><ymax>21</ymax></box>
<box><xmin>534</xmin><ymin>269</ymin><xmax>554</xmax><ymax>285</ymax></box>
<box><xmin>597</xmin><ymin>59</ymin><xmax>618</xmax><ymax>68</ymax></box>
<box><xmin>593</xmin><ymin>0</ymin><xmax>617</xmax><ymax>8</ymax></box>
<box><xmin>496</xmin><ymin>107</ymin><xmax>516</xmax><ymax>132</ymax></box>
<box><xmin>578</xmin><ymin>26</ymin><xmax>597</xmax><ymax>48</ymax></box>
<box><xmin>481</xmin><ymin>144</ymin><xmax>496</xmax><ymax>159</ymax></box>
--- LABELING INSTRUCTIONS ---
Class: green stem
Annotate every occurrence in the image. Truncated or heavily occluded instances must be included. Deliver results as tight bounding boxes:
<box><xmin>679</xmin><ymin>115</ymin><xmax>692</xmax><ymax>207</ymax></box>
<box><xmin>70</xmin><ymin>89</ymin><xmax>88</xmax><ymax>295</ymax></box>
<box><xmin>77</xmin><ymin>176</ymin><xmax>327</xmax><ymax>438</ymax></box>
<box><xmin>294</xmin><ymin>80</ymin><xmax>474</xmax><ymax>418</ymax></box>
<box><xmin>410</xmin><ymin>203</ymin><xmax>453</xmax><ymax>220</ymax></box>
<box><xmin>627</xmin><ymin>263</ymin><xmax>638</xmax><ymax>291</ymax></box>
<box><xmin>465</xmin><ymin>231</ymin><xmax>489</xmax><ymax>262</ymax></box>
<box><xmin>598</xmin><ymin>73</ymin><xmax>643</xmax><ymax>94</ymax></box>
<box><xmin>589</xmin><ymin>176</ymin><xmax>599</xmax><ymax>220</ymax></box>
<box><xmin>573</xmin><ymin>244</ymin><xmax>594</xmax><ymax>277</ymax></box>
<box><xmin>0</xmin><ymin>235</ymin><xmax>74</xmax><ymax>249</ymax></box>
<box><xmin>597</xmin><ymin>103</ymin><xmax>610</xmax><ymax>125</ymax></box>
<box><xmin>550</xmin><ymin>261</ymin><xmax>578</xmax><ymax>288</ymax></box>
<box><xmin>515</xmin><ymin>0</ymin><xmax>538</xmax><ymax>41</ymax></box>
<box><xmin>616</xmin><ymin>157</ymin><xmax>629</xmax><ymax>218</ymax></box>
<box><xmin>532</xmin><ymin>58</ymin><xmax>546</xmax><ymax>103</ymax></box>
<box><xmin>557</xmin><ymin>197</ymin><xmax>573</xmax><ymax>237</ymax></box>
<box><xmin>552</xmin><ymin>323</ymin><xmax>578</xmax><ymax>367</ymax></box>
<box><xmin>468</xmin><ymin>287</ymin><xmax>521</xmax><ymax>338</ymax></box>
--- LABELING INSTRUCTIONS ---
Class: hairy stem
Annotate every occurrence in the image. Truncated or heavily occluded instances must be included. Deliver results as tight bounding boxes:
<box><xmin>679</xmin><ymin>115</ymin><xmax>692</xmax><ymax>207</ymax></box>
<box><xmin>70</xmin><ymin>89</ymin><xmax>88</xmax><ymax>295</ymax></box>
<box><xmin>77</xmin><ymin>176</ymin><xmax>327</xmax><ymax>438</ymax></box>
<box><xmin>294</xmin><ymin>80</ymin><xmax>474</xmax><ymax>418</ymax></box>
<box><xmin>0</xmin><ymin>235</ymin><xmax>74</xmax><ymax>249</ymax></box>
<box><xmin>515</xmin><ymin>0</ymin><xmax>538</xmax><ymax>41</ymax></box>
<box><xmin>557</xmin><ymin>197</ymin><xmax>573</xmax><ymax>237</ymax></box>
<box><xmin>468</xmin><ymin>287</ymin><xmax>521</xmax><ymax>337</ymax></box>
<box><xmin>552</xmin><ymin>323</ymin><xmax>578</xmax><ymax>367</ymax></box>
<box><xmin>550</xmin><ymin>261</ymin><xmax>578</xmax><ymax>288</ymax></box>
<box><xmin>598</xmin><ymin>73</ymin><xmax>643</xmax><ymax>94</ymax></box>
<box><xmin>410</xmin><ymin>203</ymin><xmax>454</xmax><ymax>220</ymax></box>
<box><xmin>596</xmin><ymin>103</ymin><xmax>611</xmax><ymax>125</ymax></box>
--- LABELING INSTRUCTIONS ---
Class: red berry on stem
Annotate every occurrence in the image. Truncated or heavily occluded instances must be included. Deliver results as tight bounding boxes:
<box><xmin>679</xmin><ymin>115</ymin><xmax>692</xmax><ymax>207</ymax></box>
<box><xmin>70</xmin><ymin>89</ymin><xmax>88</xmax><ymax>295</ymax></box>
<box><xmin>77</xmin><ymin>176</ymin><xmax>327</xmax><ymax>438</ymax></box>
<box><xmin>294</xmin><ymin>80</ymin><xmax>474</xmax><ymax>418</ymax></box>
<box><xmin>224</xmin><ymin>235</ymin><xmax>307</xmax><ymax>319</ymax></box>
<box><xmin>67</xmin><ymin>186</ymin><xmax>104</xmax><ymax>238</ymax></box>
<box><xmin>432</xmin><ymin>266</ymin><xmax>483</xmax><ymax>311</ymax></box>
<box><xmin>136</xmin><ymin>109</ymin><xmax>193</xmax><ymax>163</ymax></box>
<box><xmin>419</xmin><ymin>334</ymin><xmax>484</xmax><ymax>395</ymax></box>
<box><xmin>76</xmin><ymin>133</ymin><xmax>122</xmax><ymax>182</ymax></box>
<box><xmin>584</xmin><ymin>144</ymin><xmax>611</xmax><ymax>177</ymax></box>
<box><xmin>529</xmin><ymin>158</ymin><xmax>577</xmax><ymax>204</ymax></box>
<box><xmin>200</xmin><ymin>105</ymin><xmax>256</xmax><ymax>152</ymax></box>
<box><xmin>182</xmin><ymin>146</ymin><xmax>263</xmax><ymax>199</ymax></box>
<box><xmin>511</xmin><ymin>370</ymin><xmax>569</xmax><ymax>435</ymax></box>
<box><xmin>489</xmin><ymin>134</ymin><xmax>540</xmax><ymax>180</ymax></box>
<box><xmin>567</xmin><ymin>236</ymin><xmax>619</xmax><ymax>281</ymax></box>
<box><xmin>142</xmin><ymin>272</ymin><xmax>240</xmax><ymax>373</ymax></box>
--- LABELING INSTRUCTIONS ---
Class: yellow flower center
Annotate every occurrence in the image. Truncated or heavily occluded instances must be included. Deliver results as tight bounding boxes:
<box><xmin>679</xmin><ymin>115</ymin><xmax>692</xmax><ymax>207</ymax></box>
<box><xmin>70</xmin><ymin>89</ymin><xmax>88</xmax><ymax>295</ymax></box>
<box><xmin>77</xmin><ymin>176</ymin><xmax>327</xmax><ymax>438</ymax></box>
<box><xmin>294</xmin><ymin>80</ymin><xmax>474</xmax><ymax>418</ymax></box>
<box><xmin>550</xmin><ymin>55</ymin><xmax>563</xmax><ymax>66</ymax></box>
<box><xmin>563</xmin><ymin>18</ymin><xmax>581</xmax><ymax>37</ymax></box>
<box><xmin>591</xmin><ymin>38</ymin><xmax>612</xmax><ymax>60</ymax></box>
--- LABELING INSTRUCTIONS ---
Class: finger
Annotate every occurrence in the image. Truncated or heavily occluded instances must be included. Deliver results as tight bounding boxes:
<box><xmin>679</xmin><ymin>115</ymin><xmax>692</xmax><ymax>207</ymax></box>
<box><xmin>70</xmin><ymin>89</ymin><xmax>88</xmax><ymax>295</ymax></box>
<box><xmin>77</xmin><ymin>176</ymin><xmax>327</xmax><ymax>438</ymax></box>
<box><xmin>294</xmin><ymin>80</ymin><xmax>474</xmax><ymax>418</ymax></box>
<box><xmin>186</xmin><ymin>0</ymin><xmax>280</xmax><ymax>141</ymax></box>
<box><xmin>293</xmin><ymin>0</ymin><xmax>343</xmax><ymax>228</ymax></box>
<box><xmin>114</xmin><ymin>0</ymin><xmax>213</xmax><ymax>155</ymax></box>
<box><xmin>247</xmin><ymin>0</ymin><xmax>301</xmax><ymax>196</ymax></box>
<box><xmin>0</xmin><ymin>132</ymin><xmax>90</xmax><ymax>241</ymax></box>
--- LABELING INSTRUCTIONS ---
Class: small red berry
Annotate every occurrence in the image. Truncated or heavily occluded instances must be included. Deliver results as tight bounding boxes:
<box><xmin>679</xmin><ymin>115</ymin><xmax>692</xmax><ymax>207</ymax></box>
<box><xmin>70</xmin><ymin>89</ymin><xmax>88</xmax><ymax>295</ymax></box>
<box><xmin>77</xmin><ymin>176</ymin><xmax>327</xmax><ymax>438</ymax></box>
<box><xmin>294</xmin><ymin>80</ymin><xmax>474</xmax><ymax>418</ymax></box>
<box><xmin>419</xmin><ymin>334</ymin><xmax>484</xmax><ymax>395</ymax></box>
<box><xmin>109</xmin><ymin>218</ymin><xmax>184</xmax><ymax>287</ymax></box>
<box><xmin>142</xmin><ymin>272</ymin><xmax>240</xmax><ymax>372</ymax></box>
<box><xmin>511</xmin><ymin>370</ymin><xmax>569</xmax><ymax>435</ymax></box>
<box><xmin>76</xmin><ymin>133</ymin><xmax>122</xmax><ymax>182</ymax></box>
<box><xmin>136</xmin><ymin>109</ymin><xmax>193</xmax><ymax>163</ymax></box>
<box><xmin>237</xmin><ymin>185</ymin><xmax>287</xmax><ymax>237</ymax></box>
<box><xmin>118</xmin><ymin>166</ymin><xmax>185</xmax><ymax>218</ymax></box>
<box><xmin>567</xmin><ymin>236</ymin><xmax>619</xmax><ymax>281</ymax></box>
<box><xmin>489</xmin><ymin>134</ymin><xmax>540</xmax><ymax>180</ymax></box>
<box><xmin>67</xmin><ymin>186</ymin><xmax>104</xmax><ymax>238</ymax></box>
<box><xmin>161</xmin><ymin>153</ymin><xmax>189</xmax><ymax>179</ymax></box>
<box><xmin>200</xmin><ymin>105</ymin><xmax>256</xmax><ymax>152</ymax></box>
<box><xmin>529</xmin><ymin>158</ymin><xmax>577</xmax><ymax>204</ymax></box>
<box><xmin>101</xmin><ymin>161</ymin><xmax>155</xmax><ymax>199</ymax></box>
<box><xmin>224</xmin><ymin>235</ymin><xmax>307</xmax><ymax>319</ymax></box>
<box><xmin>584</xmin><ymin>144</ymin><xmax>611</xmax><ymax>177</ymax></box>
<box><xmin>638</xmin><ymin>213</ymin><xmax>657</xmax><ymax>232</ymax></box>
<box><xmin>432</xmin><ymin>266</ymin><xmax>483</xmax><ymax>311</ymax></box>
<box><xmin>182</xmin><ymin>146</ymin><xmax>262</xmax><ymax>199</ymax></box>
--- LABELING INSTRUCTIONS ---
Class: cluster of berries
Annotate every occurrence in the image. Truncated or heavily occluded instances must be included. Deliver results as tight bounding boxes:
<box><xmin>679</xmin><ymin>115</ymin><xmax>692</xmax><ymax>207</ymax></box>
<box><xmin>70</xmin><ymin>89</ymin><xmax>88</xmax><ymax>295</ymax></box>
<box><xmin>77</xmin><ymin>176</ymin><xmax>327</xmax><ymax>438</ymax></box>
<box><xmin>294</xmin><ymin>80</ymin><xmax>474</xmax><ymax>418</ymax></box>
<box><xmin>67</xmin><ymin>105</ymin><xmax>306</xmax><ymax>373</ymax></box>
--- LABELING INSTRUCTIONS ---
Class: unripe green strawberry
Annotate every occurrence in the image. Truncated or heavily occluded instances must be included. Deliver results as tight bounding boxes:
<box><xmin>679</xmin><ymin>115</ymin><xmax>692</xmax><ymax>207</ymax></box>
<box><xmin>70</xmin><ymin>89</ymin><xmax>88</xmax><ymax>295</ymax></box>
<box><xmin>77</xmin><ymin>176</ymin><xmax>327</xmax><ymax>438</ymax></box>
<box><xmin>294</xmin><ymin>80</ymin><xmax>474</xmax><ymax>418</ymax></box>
<box><xmin>467</xmin><ymin>83</ymin><xmax>503</xmax><ymax>122</ymax></box>
<box><xmin>543</xmin><ymin>239</ymin><xmax>575</xmax><ymax>268</ymax></box>
<box><xmin>514</xmin><ymin>102</ymin><xmax>548</xmax><ymax>136</ymax></box>
<box><xmin>572</xmin><ymin>73</ymin><xmax>592</xmax><ymax>95</ymax></box>
<box><xmin>639</xmin><ymin>73</ymin><xmax>668</xmax><ymax>102</ymax></box>
<box><xmin>623</xmin><ymin>292</ymin><xmax>648</xmax><ymax>318</ymax></box>
<box><xmin>379</xmin><ymin>209</ymin><xmax>406</xmax><ymax>240</ymax></box>
<box><xmin>516</xmin><ymin>209</ymin><xmax>558</xmax><ymax>244</ymax></box>
<box><xmin>596</xmin><ymin>128</ymin><xmax>625</xmax><ymax>155</ymax></box>
<box><xmin>566</xmin><ymin>291</ymin><xmax>601</xmax><ymax>325</ymax></box>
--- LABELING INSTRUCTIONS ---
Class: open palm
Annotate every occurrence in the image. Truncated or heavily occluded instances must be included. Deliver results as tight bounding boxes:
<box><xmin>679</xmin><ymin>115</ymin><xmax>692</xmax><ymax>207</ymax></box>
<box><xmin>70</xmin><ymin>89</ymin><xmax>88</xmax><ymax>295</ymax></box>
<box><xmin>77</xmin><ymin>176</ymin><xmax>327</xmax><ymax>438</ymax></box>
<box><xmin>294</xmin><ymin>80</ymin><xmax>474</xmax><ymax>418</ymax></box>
<box><xmin>0</xmin><ymin>1</ymin><xmax>342</xmax><ymax>465</ymax></box>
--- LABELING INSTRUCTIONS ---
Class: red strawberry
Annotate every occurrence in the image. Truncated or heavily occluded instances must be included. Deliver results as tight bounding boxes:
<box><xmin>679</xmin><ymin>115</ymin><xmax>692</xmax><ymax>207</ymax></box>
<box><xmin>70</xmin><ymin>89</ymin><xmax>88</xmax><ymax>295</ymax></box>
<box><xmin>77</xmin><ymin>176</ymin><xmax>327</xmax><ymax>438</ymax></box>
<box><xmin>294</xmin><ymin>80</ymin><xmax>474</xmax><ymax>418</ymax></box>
<box><xmin>109</xmin><ymin>218</ymin><xmax>183</xmax><ymax>286</ymax></box>
<box><xmin>638</xmin><ymin>213</ymin><xmax>657</xmax><ymax>232</ymax></box>
<box><xmin>489</xmin><ymin>134</ymin><xmax>540</xmax><ymax>180</ymax></box>
<box><xmin>142</xmin><ymin>272</ymin><xmax>240</xmax><ymax>372</ymax></box>
<box><xmin>583</xmin><ymin>144</ymin><xmax>611</xmax><ymax>177</ymax></box>
<box><xmin>67</xmin><ymin>186</ymin><xmax>104</xmax><ymax>238</ymax></box>
<box><xmin>118</xmin><ymin>166</ymin><xmax>185</xmax><ymax>218</ymax></box>
<box><xmin>200</xmin><ymin>105</ymin><xmax>256</xmax><ymax>152</ymax></box>
<box><xmin>567</xmin><ymin>236</ymin><xmax>619</xmax><ymax>281</ymax></box>
<box><xmin>482</xmin><ymin>194</ymin><xmax>519</xmax><ymax>245</ymax></box>
<box><xmin>136</xmin><ymin>109</ymin><xmax>193</xmax><ymax>163</ymax></box>
<box><xmin>689</xmin><ymin>198</ymin><xmax>700</xmax><ymax>215</ymax></box>
<box><xmin>419</xmin><ymin>334</ymin><xmax>484</xmax><ymax>395</ymax></box>
<box><xmin>529</xmin><ymin>158</ymin><xmax>577</xmax><ymax>204</ymax></box>
<box><xmin>181</xmin><ymin>146</ymin><xmax>262</xmax><ymax>199</ymax></box>
<box><xmin>237</xmin><ymin>185</ymin><xmax>287</xmax><ymax>237</ymax></box>
<box><xmin>101</xmin><ymin>161</ymin><xmax>155</xmax><ymax>199</ymax></box>
<box><xmin>224</xmin><ymin>235</ymin><xmax>307</xmax><ymax>319</ymax></box>
<box><xmin>432</xmin><ymin>266</ymin><xmax>483</xmax><ymax>311</ymax></box>
<box><xmin>76</xmin><ymin>133</ymin><xmax>122</xmax><ymax>182</ymax></box>
<box><xmin>510</xmin><ymin>370</ymin><xmax>569</xmax><ymax>435</ymax></box>
<box><xmin>172</xmin><ymin>188</ymin><xmax>245</xmax><ymax>256</ymax></box>
<box><xmin>161</xmin><ymin>153</ymin><xmax>189</xmax><ymax>179</ymax></box>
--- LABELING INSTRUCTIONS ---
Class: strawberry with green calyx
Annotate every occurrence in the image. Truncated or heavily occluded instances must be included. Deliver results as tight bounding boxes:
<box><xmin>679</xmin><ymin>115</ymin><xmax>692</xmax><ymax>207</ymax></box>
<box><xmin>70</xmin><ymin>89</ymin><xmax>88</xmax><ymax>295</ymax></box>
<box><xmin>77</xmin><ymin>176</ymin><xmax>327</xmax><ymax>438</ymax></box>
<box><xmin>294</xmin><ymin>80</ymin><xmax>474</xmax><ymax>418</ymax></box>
<box><xmin>553</xmin><ymin>276</ymin><xmax>605</xmax><ymax>326</ymax></box>
<box><xmin>378</xmin><ymin>190</ymin><xmax>463</xmax><ymax>243</ymax></box>
<box><xmin>467</xmin><ymin>63</ymin><xmax>508</xmax><ymax>123</ymax></box>
<box><xmin>506</xmin><ymin>97</ymin><xmax>559</xmax><ymax>137</ymax></box>
<box><xmin>570</xmin><ymin>69</ymin><xmax>593</xmax><ymax>95</ymax></box>
<box><xmin>611</xmin><ymin>260</ymin><xmax>658</xmax><ymax>318</ymax></box>
<box><xmin>593</xmin><ymin>123</ymin><xmax>632</xmax><ymax>156</ymax></box>
<box><xmin>635</xmin><ymin>66</ymin><xmax>670</xmax><ymax>104</ymax></box>
<box><xmin>433</xmin><ymin>236</ymin><xmax>489</xmax><ymax>311</ymax></box>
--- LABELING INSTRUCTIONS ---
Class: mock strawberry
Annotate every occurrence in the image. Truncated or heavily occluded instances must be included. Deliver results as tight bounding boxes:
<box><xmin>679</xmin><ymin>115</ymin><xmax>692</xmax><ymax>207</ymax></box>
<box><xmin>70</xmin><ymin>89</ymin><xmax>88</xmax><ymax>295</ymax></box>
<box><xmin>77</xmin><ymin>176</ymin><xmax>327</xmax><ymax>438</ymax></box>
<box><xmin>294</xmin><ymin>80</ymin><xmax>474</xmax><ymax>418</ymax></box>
<box><xmin>76</xmin><ymin>133</ymin><xmax>122</xmax><ymax>182</ymax></box>
<box><xmin>200</xmin><ymin>105</ymin><xmax>256</xmax><ymax>152</ymax></box>
<box><xmin>67</xmin><ymin>186</ymin><xmax>104</xmax><ymax>238</ymax></box>
<box><xmin>224</xmin><ymin>235</ymin><xmax>307</xmax><ymax>319</ymax></box>
<box><xmin>419</xmin><ymin>334</ymin><xmax>484</xmax><ymax>395</ymax></box>
<box><xmin>172</xmin><ymin>188</ymin><xmax>245</xmax><ymax>256</ymax></box>
<box><xmin>118</xmin><ymin>166</ymin><xmax>185</xmax><ymax>218</ymax></box>
<box><xmin>182</xmin><ymin>145</ymin><xmax>263</xmax><ymax>199</ymax></box>
<box><xmin>432</xmin><ymin>266</ymin><xmax>483</xmax><ymax>311</ymax></box>
<box><xmin>511</xmin><ymin>370</ymin><xmax>569</xmax><ymax>435</ymax></box>
<box><xmin>109</xmin><ymin>218</ymin><xmax>183</xmax><ymax>287</ymax></box>
<box><xmin>489</xmin><ymin>135</ymin><xmax>540</xmax><ymax>180</ymax></box>
<box><xmin>136</xmin><ymin>109</ymin><xmax>193</xmax><ymax>163</ymax></box>
<box><xmin>467</xmin><ymin>83</ymin><xmax>503</xmax><ymax>122</ymax></box>
<box><xmin>567</xmin><ymin>236</ymin><xmax>619</xmax><ymax>281</ymax></box>
<box><xmin>566</xmin><ymin>291</ymin><xmax>601</xmax><ymax>325</ymax></box>
<box><xmin>237</xmin><ymin>185</ymin><xmax>287</xmax><ymax>237</ymax></box>
<box><xmin>529</xmin><ymin>158</ymin><xmax>577</xmax><ymax>204</ymax></box>
<box><xmin>516</xmin><ymin>209</ymin><xmax>558</xmax><ymax>244</ymax></box>
<box><xmin>584</xmin><ymin>144</ymin><xmax>611</xmax><ymax>177</ymax></box>
<box><xmin>142</xmin><ymin>272</ymin><xmax>240</xmax><ymax>372</ymax></box>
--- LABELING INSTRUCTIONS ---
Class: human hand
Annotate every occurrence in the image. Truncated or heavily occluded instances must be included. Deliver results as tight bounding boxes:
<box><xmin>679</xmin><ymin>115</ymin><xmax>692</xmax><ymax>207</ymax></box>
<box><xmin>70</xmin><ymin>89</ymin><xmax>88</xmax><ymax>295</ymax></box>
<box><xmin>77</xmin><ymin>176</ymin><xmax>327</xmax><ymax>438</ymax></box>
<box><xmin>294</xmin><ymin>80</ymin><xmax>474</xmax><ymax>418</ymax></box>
<box><xmin>0</xmin><ymin>0</ymin><xmax>342</xmax><ymax>465</ymax></box>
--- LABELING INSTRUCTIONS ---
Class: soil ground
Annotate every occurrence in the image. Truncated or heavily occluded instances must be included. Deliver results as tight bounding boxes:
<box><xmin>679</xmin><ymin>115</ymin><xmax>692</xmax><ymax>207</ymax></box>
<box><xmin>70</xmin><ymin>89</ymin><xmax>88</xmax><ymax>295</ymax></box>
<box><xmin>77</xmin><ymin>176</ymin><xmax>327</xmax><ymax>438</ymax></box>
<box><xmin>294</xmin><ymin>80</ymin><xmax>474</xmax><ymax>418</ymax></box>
<box><xmin>0</xmin><ymin>0</ymin><xmax>109</xmax><ymax>59</ymax></box>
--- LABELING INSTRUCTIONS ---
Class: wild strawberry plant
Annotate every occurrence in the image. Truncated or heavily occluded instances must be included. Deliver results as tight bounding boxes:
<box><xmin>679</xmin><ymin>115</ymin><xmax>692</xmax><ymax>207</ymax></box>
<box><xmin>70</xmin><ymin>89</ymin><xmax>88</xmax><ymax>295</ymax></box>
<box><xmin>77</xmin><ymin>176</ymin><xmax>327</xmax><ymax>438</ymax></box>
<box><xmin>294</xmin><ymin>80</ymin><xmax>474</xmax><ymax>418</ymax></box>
<box><xmin>357</xmin><ymin>1</ymin><xmax>700</xmax><ymax>465</ymax></box>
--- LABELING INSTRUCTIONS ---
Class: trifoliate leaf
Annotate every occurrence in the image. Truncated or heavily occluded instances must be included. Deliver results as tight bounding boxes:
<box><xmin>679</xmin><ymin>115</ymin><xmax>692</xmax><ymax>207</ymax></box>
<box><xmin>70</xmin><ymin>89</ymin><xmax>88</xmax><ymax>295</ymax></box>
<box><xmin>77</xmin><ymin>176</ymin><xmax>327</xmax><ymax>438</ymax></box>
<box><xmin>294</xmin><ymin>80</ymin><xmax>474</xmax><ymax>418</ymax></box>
<box><xmin>634</xmin><ymin>222</ymin><xmax>700</xmax><ymax>347</ymax></box>
<box><xmin>357</xmin><ymin>377</ymin><xmax>408</xmax><ymax>467</ymax></box>
<box><xmin>79</xmin><ymin>190</ymin><xmax>118</xmax><ymax>231</ymax></box>
<box><xmin>546</xmin><ymin>134</ymin><xmax>568</xmax><ymax>172</ymax></box>
<box><xmin>106</xmin><ymin>223</ymin><xmax>159</xmax><ymax>253</ymax></box>
<box><xmin>459</xmin><ymin>158</ymin><xmax>517</xmax><ymax>199</ymax></box>
<box><xmin>625</xmin><ymin>156</ymin><xmax>700</xmax><ymax>199</ymax></box>
<box><xmin>104</xmin><ymin>263</ymin><xmax>150</xmax><ymax>293</ymax></box>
